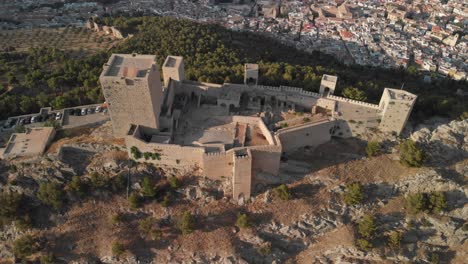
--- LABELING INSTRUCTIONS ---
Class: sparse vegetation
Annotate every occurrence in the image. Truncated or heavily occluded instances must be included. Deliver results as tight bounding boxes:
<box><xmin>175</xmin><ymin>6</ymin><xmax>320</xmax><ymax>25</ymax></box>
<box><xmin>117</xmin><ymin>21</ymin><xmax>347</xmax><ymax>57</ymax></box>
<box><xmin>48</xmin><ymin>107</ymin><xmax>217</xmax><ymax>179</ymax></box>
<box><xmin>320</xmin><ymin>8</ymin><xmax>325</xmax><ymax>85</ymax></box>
<box><xmin>67</xmin><ymin>175</ymin><xmax>88</xmax><ymax>197</ymax></box>
<box><xmin>161</xmin><ymin>193</ymin><xmax>171</xmax><ymax>207</ymax></box>
<box><xmin>343</xmin><ymin>182</ymin><xmax>364</xmax><ymax>205</ymax></box>
<box><xmin>141</xmin><ymin>176</ymin><xmax>156</xmax><ymax>198</ymax></box>
<box><xmin>258</xmin><ymin>242</ymin><xmax>272</xmax><ymax>256</ymax></box>
<box><xmin>406</xmin><ymin>191</ymin><xmax>447</xmax><ymax>214</ymax></box>
<box><xmin>356</xmin><ymin>238</ymin><xmax>373</xmax><ymax>251</ymax></box>
<box><xmin>178</xmin><ymin>211</ymin><xmax>194</xmax><ymax>235</ymax></box>
<box><xmin>89</xmin><ymin>172</ymin><xmax>108</xmax><ymax>189</ymax></box>
<box><xmin>40</xmin><ymin>253</ymin><xmax>56</xmax><ymax>264</ymax></box>
<box><xmin>13</xmin><ymin>235</ymin><xmax>38</xmax><ymax>259</ymax></box>
<box><xmin>355</xmin><ymin>214</ymin><xmax>376</xmax><ymax>251</ymax></box>
<box><xmin>365</xmin><ymin>141</ymin><xmax>380</xmax><ymax>157</ymax></box>
<box><xmin>387</xmin><ymin>230</ymin><xmax>403</xmax><ymax>249</ymax></box>
<box><xmin>236</xmin><ymin>213</ymin><xmax>250</xmax><ymax>228</ymax></box>
<box><xmin>169</xmin><ymin>176</ymin><xmax>180</xmax><ymax>189</ymax></box>
<box><xmin>111</xmin><ymin>241</ymin><xmax>125</xmax><ymax>257</ymax></box>
<box><xmin>0</xmin><ymin>192</ymin><xmax>23</xmax><ymax>227</ymax></box>
<box><xmin>273</xmin><ymin>184</ymin><xmax>291</xmax><ymax>201</ymax></box>
<box><xmin>130</xmin><ymin>146</ymin><xmax>142</xmax><ymax>159</ymax></box>
<box><xmin>37</xmin><ymin>182</ymin><xmax>64</xmax><ymax>210</ymax></box>
<box><xmin>128</xmin><ymin>193</ymin><xmax>142</xmax><ymax>209</ymax></box>
<box><xmin>399</xmin><ymin>140</ymin><xmax>425</xmax><ymax>167</ymax></box>
<box><xmin>136</xmin><ymin>217</ymin><xmax>162</xmax><ymax>240</ymax></box>
<box><xmin>111</xmin><ymin>213</ymin><xmax>123</xmax><ymax>225</ymax></box>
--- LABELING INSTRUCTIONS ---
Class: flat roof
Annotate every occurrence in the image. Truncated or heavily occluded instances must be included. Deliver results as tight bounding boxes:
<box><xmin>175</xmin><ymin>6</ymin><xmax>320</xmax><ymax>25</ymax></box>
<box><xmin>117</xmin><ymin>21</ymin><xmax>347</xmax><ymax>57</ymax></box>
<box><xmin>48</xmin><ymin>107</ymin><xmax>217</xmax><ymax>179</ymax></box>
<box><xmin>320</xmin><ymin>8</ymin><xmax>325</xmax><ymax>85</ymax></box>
<box><xmin>322</xmin><ymin>74</ymin><xmax>338</xmax><ymax>82</ymax></box>
<box><xmin>2</xmin><ymin>127</ymin><xmax>55</xmax><ymax>158</ymax></box>
<box><xmin>163</xmin><ymin>56</ymin><xmax>183</xmax><ymax>68</ymax></box>
<box><xmin>104</xmin><ymin>54</ymin><xmax>156</xmax><ymax>78</ymax></box>
<box><xmin>245</xmin><ymin>63</ymin><xmax>259</xmax><ymax>70</ymax></box>
<box><xmin>386</xmin><ymin>88</ymin><xmax>417</xmax><ymax>101</ymax></box>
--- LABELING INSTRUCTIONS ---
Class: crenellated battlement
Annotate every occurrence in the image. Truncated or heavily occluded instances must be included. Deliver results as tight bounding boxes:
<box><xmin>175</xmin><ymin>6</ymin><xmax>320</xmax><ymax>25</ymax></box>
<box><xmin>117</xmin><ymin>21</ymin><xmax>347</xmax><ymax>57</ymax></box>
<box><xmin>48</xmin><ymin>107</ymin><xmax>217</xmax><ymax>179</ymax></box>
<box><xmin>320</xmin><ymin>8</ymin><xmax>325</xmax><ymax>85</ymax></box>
<box><xmin>326</xmin><ymin>94</ymin><xmax>380</xmax><ymax>109</ymax></box>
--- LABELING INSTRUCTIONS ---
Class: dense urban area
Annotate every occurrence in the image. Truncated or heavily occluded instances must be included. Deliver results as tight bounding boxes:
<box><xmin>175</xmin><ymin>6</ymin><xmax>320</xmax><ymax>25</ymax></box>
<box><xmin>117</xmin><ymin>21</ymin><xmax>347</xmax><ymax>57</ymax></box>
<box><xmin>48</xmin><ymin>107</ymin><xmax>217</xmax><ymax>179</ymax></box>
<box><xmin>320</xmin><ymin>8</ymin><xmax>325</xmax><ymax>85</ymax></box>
<box><xmin>0</xmin><ymin>1</ymin><xmax>466</xmax><ymax>264</ymax></box>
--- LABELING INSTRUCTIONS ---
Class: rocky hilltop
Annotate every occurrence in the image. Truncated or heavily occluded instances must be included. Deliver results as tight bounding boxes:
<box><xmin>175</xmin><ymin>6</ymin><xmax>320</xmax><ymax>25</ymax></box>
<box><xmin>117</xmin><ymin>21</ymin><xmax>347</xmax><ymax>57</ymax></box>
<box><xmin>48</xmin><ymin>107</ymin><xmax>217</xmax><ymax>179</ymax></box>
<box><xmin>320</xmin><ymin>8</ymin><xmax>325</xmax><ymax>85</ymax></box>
<box><xmin>0</xmin><ymin>120</ymin><xmax>466</xmax><ymax>263</ymax></box>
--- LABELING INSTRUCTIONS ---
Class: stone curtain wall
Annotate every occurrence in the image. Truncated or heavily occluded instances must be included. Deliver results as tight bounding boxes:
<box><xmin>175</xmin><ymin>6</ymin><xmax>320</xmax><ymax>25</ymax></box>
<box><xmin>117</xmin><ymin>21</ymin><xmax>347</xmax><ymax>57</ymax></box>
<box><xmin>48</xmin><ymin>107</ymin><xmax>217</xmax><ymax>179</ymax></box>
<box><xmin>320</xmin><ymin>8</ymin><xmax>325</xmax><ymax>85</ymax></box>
<box><xmin>125</xmin><ymin>134</ymin><xmax>205</xmax><ymax>170</ymax></box>
<box><xmin>276</xmin><ymin>119</ymin><xmax>335</xmax><ymax>152</ymax></box>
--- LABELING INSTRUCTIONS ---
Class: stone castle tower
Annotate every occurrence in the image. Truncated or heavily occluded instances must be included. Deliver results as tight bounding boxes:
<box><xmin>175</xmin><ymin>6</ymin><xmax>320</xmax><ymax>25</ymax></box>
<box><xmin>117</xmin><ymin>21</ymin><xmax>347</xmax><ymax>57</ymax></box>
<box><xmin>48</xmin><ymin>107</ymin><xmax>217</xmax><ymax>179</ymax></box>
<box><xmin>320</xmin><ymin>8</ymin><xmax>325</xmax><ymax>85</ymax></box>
<box><xmin>319</xmin><ymin>74</ymin><xmax>338</xmax><ymax>96</ymax></box>
<box><xmin>244</xmin><ymin>64</ymin><xmax>259</xmax><ymax>85</ymax></box>
<box><xmin>99</xmin><ymin>54</ymin><xmax>163</xmax><ymax>136</ymax></box>
<box><xmin>378</xmin><ymin>88</ymin><xmax>417</xmax><ymax>134</ymax></box>
<box><xmin>162</xmin><ymin>56</ymin><xmax>185</xmax><ymax>87</ymax></box>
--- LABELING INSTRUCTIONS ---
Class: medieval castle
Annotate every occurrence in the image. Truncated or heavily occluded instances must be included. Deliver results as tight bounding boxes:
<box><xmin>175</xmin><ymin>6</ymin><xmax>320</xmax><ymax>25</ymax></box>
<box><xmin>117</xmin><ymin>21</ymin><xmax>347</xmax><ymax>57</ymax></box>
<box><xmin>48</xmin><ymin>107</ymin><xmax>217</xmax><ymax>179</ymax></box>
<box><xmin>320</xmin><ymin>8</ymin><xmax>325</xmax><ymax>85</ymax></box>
<box><xmin>99</xmin><ymin>54</ymin><xmax>417</xmax><ymax>201</ymax></box>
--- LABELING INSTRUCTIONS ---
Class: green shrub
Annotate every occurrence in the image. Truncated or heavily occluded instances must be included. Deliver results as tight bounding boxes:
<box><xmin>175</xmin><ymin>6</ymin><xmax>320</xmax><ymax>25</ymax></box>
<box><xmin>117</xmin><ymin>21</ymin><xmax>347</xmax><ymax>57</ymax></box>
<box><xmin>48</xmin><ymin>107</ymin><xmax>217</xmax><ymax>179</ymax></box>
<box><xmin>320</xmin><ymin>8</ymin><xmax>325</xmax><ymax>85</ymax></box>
<box><xmin>143</xmin><ymin>152</ymin><xmax>151</xmax><ymax>160</ymax></box>
<box><xmin>273</xmin><ymin>184</ymin><xmax>291</xmax><ymax>201</ymax></box>
<box><xmin>428</xmin><ymin>191</ymin><xmax>447</xmax><ymax>214</ymax></box>
<box><xmin>40</xmin><ymin>253</ymin><xmax>56</xmax><ymax>264</ymax></box>
<box><xmin>151</xmin><ymin>152</ymin><xmax>161</xmax><ymax>160</ymax></box>
<box><xmin>406</xmin><ymin>192</ymin><xmax>447</xmax><ymax>214</ymax></box>
<box><xmin>161</xmin><ymin>193</ymin><xmax>171</xmax><ymax>207</ymax></box>
<box><xmin>138</xmin><ymin>217</ymin><xmax>162</xmax><ymax>240</ymax></box>
<box><xmin>356</xmin><ymin>238</ymin><xmax>373</xmax><ymax>251</ymax></box>
<box><xmin>342</xmin><ymin>87</ymin><xmax>367</xmax><ymax>101</ymax></box>
<box><xmin>128</xmin><ymin>193</ymin><xmax>141</xmax><ymax>209</ymax></box>
<box><xmin>399</xmin><ymin>140</ymin><xmax>424</xmax><ymax>167</ymax></box>
<box><xmin>303</xmin><ymin>117</ymin><xmax>311</xmax><ymax>123</ymax></box>
<box><xmin>37</xmin><ymin>182</ymin><xmax>64</xmax><ymax>210</ymax></box>
<box><xmin>130</xmin><ymin>146</ymin><xmax>142</xmax><ymax>159</ymax></box>
<box><xmin>365</xmin><ymin>141</ymin><xmax>380</xmax><ymax>157</ymax></box>
<box><xmin>168</xmin><ymin>177</ymin><xmax>180</xmax><ymax>189</ymax></box>
<box><xmin>111</xmin><ymin>241</ymin><xmax>125</xmax><ymax>257</ymax></box>
<box><xmin>111</xmin><ymin>213</ymin><xmax>123</xmax><ymax>225</ymax></box>
<box><xmin>430</xmin><ymin>252</ymin><xmax>439</xmax><ymax>264</ymax></box>
<box><xmin>13</xmin><ymin>235</ymin><xmax>38</xmax><ymax>258</ymax></box>
<box><xmin>110</xmin><ymin>174</ymin><xmax>126</xmax><ymax>192</ymax></box>
<box><xmin>343</xmin><ymin>182</ymin><xmax>364</xmax><ymax>205</ymax></box>
<box><xmin>406</xmin><ymin>192</ymin><xmax>427</xmax><ymax>214</ymax></box>
<box><xmin>89</xmin><ymin>172</ymin><xmax>108</xmax><ymax>189</ymax></box>
<box><xmin>236</xmin><ymin>213</ymin><xmax>250</xmax><ymax>228</ymax></box>
<box><xmin>67</xmin><ymin>176</ymin><xmax>87</xmax><ymax>197</ymax></box>
<box><xmin>178</xmin><ymin>211</ymin><xmax>194</xmax><ymax>235</ymax></box>
<box><xmin>0</xmin><ymin>192</ymin><xmax>22</xmax><ymax>227</ymax></box>
<box><xmin>141</xmin><ymin>176</ymin><xmax>156</xmax><ymax>198</ymax></box>
<box><xmin>357</xmin><ymin>215</ymin><xmax>376</xmax><ymax>239</ymax></box>
<box><xmin>258</xmin><ymin>242</ymin><xmax>272</xmax><ymax>256</ymax></box>
<box><xmin>387</xmin><ymin>230</ymin><xmax>403</xmax><ymax>249</ymax></box>
<box><xmin>14</xmin><ymin>125</ymin><xmax>26</xmax><ymax>133</ymax></box>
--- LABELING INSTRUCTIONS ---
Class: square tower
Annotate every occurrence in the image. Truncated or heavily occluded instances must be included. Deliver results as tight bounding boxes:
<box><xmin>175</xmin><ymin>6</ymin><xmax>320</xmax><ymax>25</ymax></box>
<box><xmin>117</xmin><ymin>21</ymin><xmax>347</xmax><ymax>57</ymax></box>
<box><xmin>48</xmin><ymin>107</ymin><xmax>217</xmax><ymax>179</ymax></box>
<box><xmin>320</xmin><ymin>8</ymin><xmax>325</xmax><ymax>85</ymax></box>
<box><xmin>244</xmin><ymin>64</ymin><xmax>259</xmax><ymax>85</ymax></box>
<box><xmin>378</xmin><ymin>88</ymin><xmax>417</xmax><ymax>135</ymax></box>
<box><xmin>100</xmin><ymin>54</ymin><xmax>163</xmax><ymax>137</ymax></box>
<box><xmin>162</xmin><ymin>56</ymin><xmax>185</xmax><ymax>87</ymax></box>
<box><xmin>319</xmin><ymin>74</ymin><xmax>338</xmax><ymax>96</ymax></box>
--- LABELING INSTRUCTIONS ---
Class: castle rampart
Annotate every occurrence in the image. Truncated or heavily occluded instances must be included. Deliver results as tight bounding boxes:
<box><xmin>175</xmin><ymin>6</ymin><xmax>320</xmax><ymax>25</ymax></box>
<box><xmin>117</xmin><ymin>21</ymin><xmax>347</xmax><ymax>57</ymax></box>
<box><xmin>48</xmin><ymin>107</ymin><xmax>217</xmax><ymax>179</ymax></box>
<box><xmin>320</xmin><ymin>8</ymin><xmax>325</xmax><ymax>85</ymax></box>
<box><xmin>102</xmin><ymin>54</ymin><xmax>417</xmax><ymax>202</ymax></box>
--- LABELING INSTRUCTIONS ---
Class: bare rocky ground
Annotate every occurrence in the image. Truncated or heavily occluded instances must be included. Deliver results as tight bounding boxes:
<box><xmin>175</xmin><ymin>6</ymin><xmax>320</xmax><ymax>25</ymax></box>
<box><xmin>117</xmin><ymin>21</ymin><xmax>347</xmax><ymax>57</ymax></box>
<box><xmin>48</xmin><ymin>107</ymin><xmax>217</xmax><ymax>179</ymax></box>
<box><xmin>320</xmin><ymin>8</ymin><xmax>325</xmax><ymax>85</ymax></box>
<box><xmin>0</xmin><ymin>120</ymin><xmax>467</xmax><ymax>263</ymax></box>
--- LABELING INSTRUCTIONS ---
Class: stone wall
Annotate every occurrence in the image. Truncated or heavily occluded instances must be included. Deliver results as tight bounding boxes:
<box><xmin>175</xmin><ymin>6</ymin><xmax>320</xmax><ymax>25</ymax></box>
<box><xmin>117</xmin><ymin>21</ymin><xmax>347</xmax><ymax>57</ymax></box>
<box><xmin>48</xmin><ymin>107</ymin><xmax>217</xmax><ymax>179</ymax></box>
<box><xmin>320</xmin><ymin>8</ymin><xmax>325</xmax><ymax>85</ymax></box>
<box><xmin>125</xmin><ymin>132</ymin><xmax>205</xmax><ymax>170</ymax></box>
<box><xmin>232</xmin><ymin>150</ymin><xmax>252</xmax><ymax>200</ymax></box>
<box><xmin>203</xmin><ymin>151</ymin><xmax>234</xmax><ymax>180</ymax></box>
<box><xmin>276</xmin><ymin>119</ymin><xmax>335</xmax><ymax>152</ymax></box>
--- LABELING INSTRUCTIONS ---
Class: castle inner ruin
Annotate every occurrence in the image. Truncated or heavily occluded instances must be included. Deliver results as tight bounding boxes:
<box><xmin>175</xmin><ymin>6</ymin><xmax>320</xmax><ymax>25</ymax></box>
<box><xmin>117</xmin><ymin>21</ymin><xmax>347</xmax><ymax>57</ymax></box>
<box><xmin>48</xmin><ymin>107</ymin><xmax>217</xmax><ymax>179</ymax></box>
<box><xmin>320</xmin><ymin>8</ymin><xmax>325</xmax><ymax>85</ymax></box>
<box><xmin>99</xmin><ymin>54</ymin><xmax>417</xmax><ymax>201</ymax></box>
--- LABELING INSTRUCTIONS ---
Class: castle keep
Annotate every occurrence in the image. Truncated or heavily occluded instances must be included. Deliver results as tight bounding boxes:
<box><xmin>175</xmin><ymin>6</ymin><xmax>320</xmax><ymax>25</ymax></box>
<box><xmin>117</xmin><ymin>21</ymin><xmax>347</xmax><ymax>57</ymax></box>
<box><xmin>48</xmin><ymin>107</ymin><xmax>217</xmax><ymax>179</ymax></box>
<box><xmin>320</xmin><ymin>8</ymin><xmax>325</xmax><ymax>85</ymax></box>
<box><xmin>100</xmin><ymin>54</ymin><xmax>417</xmax><ymax>201</ymax></box>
